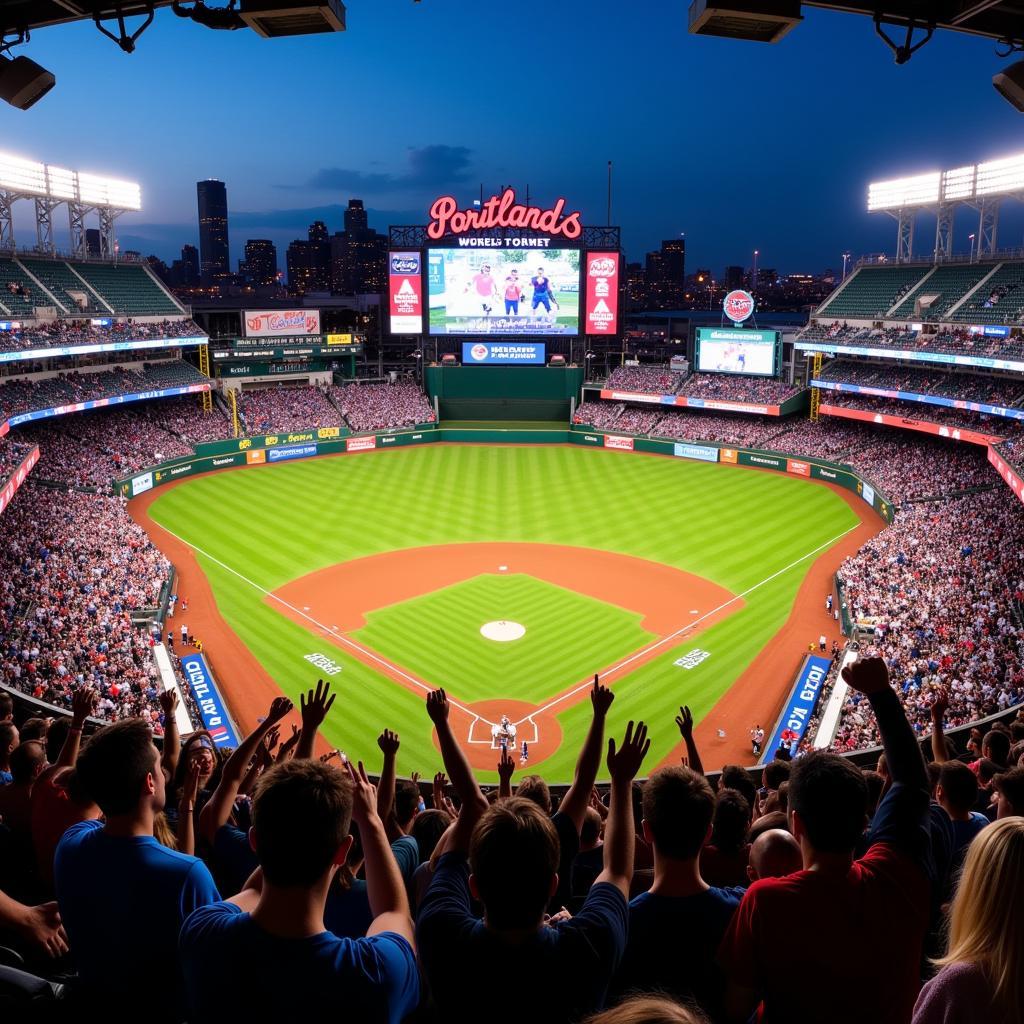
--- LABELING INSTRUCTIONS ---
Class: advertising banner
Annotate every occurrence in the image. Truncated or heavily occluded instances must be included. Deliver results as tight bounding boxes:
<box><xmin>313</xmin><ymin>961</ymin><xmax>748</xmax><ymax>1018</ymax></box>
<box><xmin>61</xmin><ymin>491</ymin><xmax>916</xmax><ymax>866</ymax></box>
<box><xmin>599</xmin><ymin>389</ymin><xmax>668</xmax><ymax>405</ymax></box>
<box><xmin>389</xmin><ymin>252</ymin><xmax>423</xmax><ymax>335</ymax></box>
<box><xmin>267</xmin><ymin>443</ymin><xmax>318</xmax><ymax>463</ymax></box>
<box><xmin>326</xmin><ymin>333</ymin><xmax>354</xmax><ymax>345</ymax></box>
<box><xmin>988</xmin><ymin>447</ymin><xmax>1024</xmax><ymax>506</ymax></box>
<box><xmin>719</xmin><ymin>448</ymin><xmax>739</xmax><ymax>464</ymax></box>
<box><xmin>819</xmin><ymin>404</ymin><xmax>1004</xmax><ymax>446</ymax></box>
<box><xmin>5</xmin><ymin>383</ymin><xmax>210</xmax><ymax>430</ymax></box>
<box><xmin>130</xmin><ymin>471</ymin><xmax>153</xmax><ymax>496</ymax></box>
<box><xmin>0</xmin><ymin>335</ymin><xmax>208</xmax><ymax>365</ymax></box>
<box><xmin>862</xmin><ymin>482</ymin><xmax>875</xmax><ymax>507</ymax></box>
<box><xmin>346</xmin><ymin>435</ymin><xmax>377</xmax><ymax>452</ymax></box>
<box><xmin>461</xmin><ymin>342</ymin><xmax>546</xmax><ymax>365</ymax></box>
<box><xmin>244</xmin><ymin>309</ymin><xmax>321</xmax><ymax>338</ymax></box>
<box><xmin>585</xmin><ymin>253</ymin><xmax>619</xmax><ymax>334</ymax></box>
<box><xmin>0</xmin><ymin>445</ymin><xmax>38</xmax><ymax>517</ymax></box>
<box><xmin>246</xmin><ymin>449</ymin><xmax>266</xmax><ymax>464</ymax></box>
<box><xmin>604</xmin><ymin>435</ymin><xmax>634</xmax><ymax>451</ymax></box>
<box><xmin>685</xmin><ymin>397</ymin><xmax>779</xmax><ymax>415</ymax></box>
<box><xmin>673</xmin><ymin>442</ymin><xmax>719</xmax><ymax>462</ymax></box>
<box><xmin>762</xmin><ymin>655</ymin><xmax>832</xmax><ymax>761</ymax></box>
<box><xmin>179</xmin><ymin>654</ymin><xmax>239</xmax><ymax>747</ymax></box>
<box><xmin>796</xmin><ymin>340</ymin><xmax>1024</xmax><ymax>375</ymax></box>
<box><xmin>787</xmin><ymin>458</ymin><xmax>811</xmax><ymax>477</ymax></box>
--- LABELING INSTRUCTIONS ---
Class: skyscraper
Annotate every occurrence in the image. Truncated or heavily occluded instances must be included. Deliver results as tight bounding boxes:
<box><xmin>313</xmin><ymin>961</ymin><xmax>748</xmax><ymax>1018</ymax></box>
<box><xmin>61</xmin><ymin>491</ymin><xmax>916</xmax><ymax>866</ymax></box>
<box><xmin>197</xmin><ymin>179</ymin><xmax>229</xmax><ymax>286</ymax></box>
<box><xmin>287</xmin><ymin>239</ymin><xmax>314</xmax><ymax>295</ymax></box>
<box><xmin>244</xmin><ymin>239</ymin><xmax>278</xmax><ymax>287</ymax></box>
<box><xmin>343</xmin><ymin>199</ymin><xmax>368</xmax><ymax>234</ymax></box>
<box><xmin>181</xmin><ymin>245</ymin><xmax>200</xmax><ymax>287</ymax></box>
<box><xmin>308</xmin><ymin>220</ymin><xmax>330</xmax><ymax>292</ymax></box>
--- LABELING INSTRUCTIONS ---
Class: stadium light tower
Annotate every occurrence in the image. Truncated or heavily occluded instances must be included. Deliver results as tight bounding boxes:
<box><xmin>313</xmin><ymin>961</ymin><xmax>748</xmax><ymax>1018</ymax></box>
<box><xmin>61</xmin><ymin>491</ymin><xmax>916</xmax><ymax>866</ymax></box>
<box><xmin>842</xmin><ymin>251</ymin><xmax>851</xmax><ymax>280</ymax></box>
<box><xmin>752</xmin><ymin>249</ymin><xmax>759</xmax><ymax>291</ymax></box>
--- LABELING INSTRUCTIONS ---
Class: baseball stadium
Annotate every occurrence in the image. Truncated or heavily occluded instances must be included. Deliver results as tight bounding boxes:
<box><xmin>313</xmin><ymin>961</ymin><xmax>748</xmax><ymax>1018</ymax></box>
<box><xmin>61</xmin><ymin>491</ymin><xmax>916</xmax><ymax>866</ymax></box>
<box><xmin>2</xmin><ymin>3</ymin><xmax>1024</xmax><ymax>1022</ymax></box>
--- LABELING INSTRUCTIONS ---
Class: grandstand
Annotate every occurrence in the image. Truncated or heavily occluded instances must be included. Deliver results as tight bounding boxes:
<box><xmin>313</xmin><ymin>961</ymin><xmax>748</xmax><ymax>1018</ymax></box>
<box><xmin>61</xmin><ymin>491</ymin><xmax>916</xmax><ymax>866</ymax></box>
<box><xmin>815</xmin><ymin>263</ymin><xmax>930</xmax><ymax>319</ymax></box>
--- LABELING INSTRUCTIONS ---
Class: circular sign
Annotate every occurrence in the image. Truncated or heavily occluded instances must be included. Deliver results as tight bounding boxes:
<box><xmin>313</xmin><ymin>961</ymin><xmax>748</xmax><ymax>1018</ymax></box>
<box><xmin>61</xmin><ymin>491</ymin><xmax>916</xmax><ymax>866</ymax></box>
<box><xmin>723</xmin><ymin>289</ymin><xmax>755</xmax><ymax>324</ymax></box>
<box><xmin>470</xmin><ymin>343</ymin><xmax>489</xmax><ymax>361</ymax></box>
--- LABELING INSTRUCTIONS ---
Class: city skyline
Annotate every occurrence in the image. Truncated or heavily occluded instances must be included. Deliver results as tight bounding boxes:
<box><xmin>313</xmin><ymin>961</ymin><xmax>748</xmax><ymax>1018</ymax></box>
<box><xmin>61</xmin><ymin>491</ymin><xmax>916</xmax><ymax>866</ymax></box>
<box><xmin>1</xmin><ymin>2</ymin><xmax>1023</xmax><ymax>271</ymax></box>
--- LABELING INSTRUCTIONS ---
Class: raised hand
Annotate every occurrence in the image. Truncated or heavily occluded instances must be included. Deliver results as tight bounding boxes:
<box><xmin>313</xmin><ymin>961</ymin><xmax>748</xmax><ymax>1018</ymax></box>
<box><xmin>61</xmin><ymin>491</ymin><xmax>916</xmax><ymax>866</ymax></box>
<box><xmin>71</xmin><ymin>686</ymin><xmax>98</xmax><ymax>727</ymax></box>
<box><xmin>607</xmin><ymin>720</ymin><xmax>650</xmax><ymax>784</ymax></box>
<box><xmin>300</xmin><ymin>679</ymin><xmax>335</xmax><ymax>731</ymax></box>
<box><xmin>377</xmin><ymin>729</ymin><xmax>400</xmax><ymax>757</ymax></box>
<box><xmin>266</xmin><ymin>695</ymin><xmax>294</xmax><ymax>725</ymax></box>
<box><xmin>276</xmin><ymin>724</ymin><xmax>300</xmax><ymax>762</ymax></box>
<box><xmin>320</xmin><ymin>749</ymin><xmax>341</xmax><ymax>764</ymax></box>
<box><xmin>158</xmin><ymin>687</ymin><xmax>178</xmax><ymax>718</ymax></box>
<box><xmin>345</xmin><ymin>758</ymin><xmax>378</xmax><ymax>826</ymax></box>
<box><xmin>497</xmin><ymin>749</ymin><xmax>515</xmax><ymax>784</ymax></box>
<box><xmin>930</xmin><ymin>685</ymin><xmax>950</xmax><ymax>720</ymax></box>
<box><xmin>841</xmin><ymin>656</ymin><xmax>890</xmax><ymax>696</ymax></box>
<box><xmin>264</xmin><ymin>726</ymin><xmax>280</xmax><ymax>756</ymax></box>
<box><xmin>411</xmin><ymin>771</ymin><xmax>421</xmax><ymax>786</ymax></box>
<box><xmin>675</xmin><ymin>705</ymin><xmax>694</xmax><ymax>739</ymax></box>
<box><xmin>181</xmin><ymin>761</ymin><xmax>202</xmax><ymax>807</ymax></box>
<box><xmin>432</xmin><ymin>771</ymin><xmax>447</xmax><ymax>809</ymax></box>
<box><xmin>590</xmin><ymin>674</ymin><xmax>614</xmax><ymax>716</ymax></box>
<box><xmin>426</xmin><ymin>689</ymin><xmax>450</xmax><ymax>725</ymax></box>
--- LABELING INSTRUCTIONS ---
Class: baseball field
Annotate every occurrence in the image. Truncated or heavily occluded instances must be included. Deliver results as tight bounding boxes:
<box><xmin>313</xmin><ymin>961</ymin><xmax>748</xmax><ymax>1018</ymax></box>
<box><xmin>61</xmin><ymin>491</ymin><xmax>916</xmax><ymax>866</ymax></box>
<box><xmin>135</xmin><ymin>444</ymin><xmax>878</xmax><ymax>782</ymax></box>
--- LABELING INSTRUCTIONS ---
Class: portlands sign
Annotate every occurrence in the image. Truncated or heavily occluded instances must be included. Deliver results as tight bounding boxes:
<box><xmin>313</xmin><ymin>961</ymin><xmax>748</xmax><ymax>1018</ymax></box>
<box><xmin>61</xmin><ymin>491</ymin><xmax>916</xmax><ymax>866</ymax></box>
<box><xmin>427</xmin><ymin>188</ymin><xmax>582</xmax><ymax>241</ymax></box>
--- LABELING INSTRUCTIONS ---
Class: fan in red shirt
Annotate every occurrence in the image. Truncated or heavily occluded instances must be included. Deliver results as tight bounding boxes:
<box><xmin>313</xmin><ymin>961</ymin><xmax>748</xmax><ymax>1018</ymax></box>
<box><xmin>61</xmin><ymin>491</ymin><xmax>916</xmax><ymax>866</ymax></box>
<box><xmin>719</xmin><ymin>656</ymin><xmax>933</xmax><ymax>1024</ymax></box>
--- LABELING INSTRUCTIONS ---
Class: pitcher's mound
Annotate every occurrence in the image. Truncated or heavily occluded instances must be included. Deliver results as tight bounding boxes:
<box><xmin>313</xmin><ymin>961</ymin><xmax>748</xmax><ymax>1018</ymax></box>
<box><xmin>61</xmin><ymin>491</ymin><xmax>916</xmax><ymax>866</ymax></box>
<box><xmin>480</xmin><ymin>620</ymin><xmax>526</xmax><ymax>642</ymax></box>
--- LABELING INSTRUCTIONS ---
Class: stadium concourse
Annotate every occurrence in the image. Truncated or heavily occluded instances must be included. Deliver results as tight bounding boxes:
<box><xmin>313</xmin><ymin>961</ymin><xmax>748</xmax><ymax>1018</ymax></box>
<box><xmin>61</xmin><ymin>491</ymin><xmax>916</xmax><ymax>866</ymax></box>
<box><xmin>1</xmin><ymin>253</ymin><xmax>1024</xmax><ymax>1023</ymax></box>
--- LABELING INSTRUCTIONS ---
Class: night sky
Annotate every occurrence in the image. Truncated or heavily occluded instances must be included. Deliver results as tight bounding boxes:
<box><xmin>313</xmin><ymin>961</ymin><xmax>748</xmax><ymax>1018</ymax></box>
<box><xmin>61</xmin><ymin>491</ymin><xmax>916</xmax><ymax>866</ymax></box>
<box><xmin>2</xmin><ymin>0</ymin><xmax>1021</xmax><ymax>273</ymax></box>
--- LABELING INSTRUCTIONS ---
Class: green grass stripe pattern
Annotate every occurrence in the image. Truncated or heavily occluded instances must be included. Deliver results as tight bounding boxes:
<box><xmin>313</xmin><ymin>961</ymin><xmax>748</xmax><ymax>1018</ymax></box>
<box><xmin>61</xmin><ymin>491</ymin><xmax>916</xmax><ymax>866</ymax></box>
<box><xmin>147</xmin><ymin>446</ymin><xmax>859</xmax><ymax>781</ymax></box>
<box><xmin>354</xmin><ymin>573</ymin><xmax>653</xmax><ymax>705</ymax></box>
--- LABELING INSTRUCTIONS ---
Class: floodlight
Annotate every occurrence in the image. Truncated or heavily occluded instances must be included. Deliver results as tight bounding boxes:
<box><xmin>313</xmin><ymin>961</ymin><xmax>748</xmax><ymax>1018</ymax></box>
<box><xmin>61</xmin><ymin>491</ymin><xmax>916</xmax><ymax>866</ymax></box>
<box><xmin>688</xmin><ymin>1</ymin><xmax>801</xmax><ymax>43</ymax></box>
<box><xmin>0</xmin><ymin>152</ymin><xmax>47</xmax><ymax>193</ymax></box>
<box><xmin>867</xmin><ymin>172</ymin><xmax>941</xmax><ymax>211</ymax></box>
<box><xmin>975</xmin><ymin>153</ymin><xmax>1024</xmax><ymax>196</ymax></box>
<box><xmin>0</xmin><ymin>53</ymin><xmax>55</xmax><ymax>110</ymax></box>
<box><xmin>993</xmin><ymin>60</ymin><xmax>1024</xmax><ymax>113</ymax></box>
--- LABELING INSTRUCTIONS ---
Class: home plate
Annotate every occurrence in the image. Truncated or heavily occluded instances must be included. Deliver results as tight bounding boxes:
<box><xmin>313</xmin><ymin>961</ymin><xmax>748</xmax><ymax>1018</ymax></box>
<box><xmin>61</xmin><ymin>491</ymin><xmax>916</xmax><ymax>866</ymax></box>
<box><xmin>498</xmin><ymin>565</ymin><xmax>508</xmax><ymax>571</ymax></box>
<box><xmin>481</xmin><ymin>620</ymin><xmax>525</xmax><ymax>641</ymax></box>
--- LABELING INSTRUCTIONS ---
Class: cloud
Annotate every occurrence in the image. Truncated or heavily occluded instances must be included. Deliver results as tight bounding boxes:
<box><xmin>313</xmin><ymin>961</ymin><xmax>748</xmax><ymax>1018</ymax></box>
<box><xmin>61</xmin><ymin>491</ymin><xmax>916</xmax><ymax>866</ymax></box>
<box><xmin>296</xmin><ymin>144</ymin><xmax>474</xmax><ymax>195</ymax></box>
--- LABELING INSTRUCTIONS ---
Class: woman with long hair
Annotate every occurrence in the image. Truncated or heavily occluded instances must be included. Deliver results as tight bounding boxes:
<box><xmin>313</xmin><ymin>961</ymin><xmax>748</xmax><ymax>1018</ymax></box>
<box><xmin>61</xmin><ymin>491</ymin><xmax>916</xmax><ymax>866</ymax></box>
<box><xmin>913</xmin><ymin>817</ymin><xmax>1024</xmax><ymax>1024</ymax></box>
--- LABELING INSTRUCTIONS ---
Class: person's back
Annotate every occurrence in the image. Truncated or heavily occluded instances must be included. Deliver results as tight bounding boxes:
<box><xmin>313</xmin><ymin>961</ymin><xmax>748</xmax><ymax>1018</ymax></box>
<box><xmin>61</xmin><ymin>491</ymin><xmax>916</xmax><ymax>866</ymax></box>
<box><xmin>937</xmin><ymin>761</ymin><xmax>989</xmax><ymax>870</ymax></box>
<box><xmin>720</xmin><ymin>657</ymin><xmax>932</xmax><ymax>1024</ymax></box>
<box><xmin>181</xmin><ymin>757</ymin><xmax>418</xmax><ymax>1024</ymax></box>
<box><xmin>54</xmin><ymin>719</ymin><xmax>219</xmax><ymax>1016</ymax></box>
<box><xmin>612</xmin><ymin>766</ymin><xmax>741</xmax><ymax>1017</ymax></box>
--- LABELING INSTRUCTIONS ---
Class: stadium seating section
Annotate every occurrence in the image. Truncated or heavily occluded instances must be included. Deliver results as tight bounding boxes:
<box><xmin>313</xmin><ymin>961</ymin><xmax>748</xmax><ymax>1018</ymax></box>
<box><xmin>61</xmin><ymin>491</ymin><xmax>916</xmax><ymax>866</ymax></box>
<box><xmin>886</xmin><ymin>262</ymin><xmax>997</xmax><ymax>321</ymax></box>
<box><xmin>816</xmin><ymin>264</ymin><xmax>930</xmax><ymax>319</ymax></box>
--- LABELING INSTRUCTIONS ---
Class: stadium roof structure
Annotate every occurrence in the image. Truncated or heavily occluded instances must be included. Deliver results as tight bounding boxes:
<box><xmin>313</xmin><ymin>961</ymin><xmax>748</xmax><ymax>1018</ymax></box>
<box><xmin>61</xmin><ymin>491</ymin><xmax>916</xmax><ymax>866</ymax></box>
<box><xmin>0</xmin><ymin>149</ymin><xmax>141</xmax><ymax>258</ymax></box>
<box><xmin>867</xmin><ymin>150</ymin><xmax>1024</xmax><ymax>263</ymax></box>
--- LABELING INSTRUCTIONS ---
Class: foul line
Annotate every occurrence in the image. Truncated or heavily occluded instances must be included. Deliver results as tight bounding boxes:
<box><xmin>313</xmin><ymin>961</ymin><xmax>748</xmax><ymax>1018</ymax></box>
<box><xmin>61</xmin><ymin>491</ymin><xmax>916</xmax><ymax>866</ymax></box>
<box><xmin>156</xmin><ymin>520</ymin><xmax>858</xmax><ymax>731</ymax></box>
<box><xmin>153</xmin><ymin>524</ymin><xmax>491</xmax><ymax>724</ymax></box>
<box><xmin>521</xmin><ymin>523</ymin><xmax>861</xmax><ymax>723</ymax></box>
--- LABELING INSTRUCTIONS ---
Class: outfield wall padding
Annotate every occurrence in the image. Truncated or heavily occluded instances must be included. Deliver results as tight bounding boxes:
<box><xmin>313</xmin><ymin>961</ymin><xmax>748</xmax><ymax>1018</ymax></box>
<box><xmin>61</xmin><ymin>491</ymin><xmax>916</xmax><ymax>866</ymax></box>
<box><xmin>426</xmin><ymin>366</ymin><xmax>584</xmax><ymax>422</ymax></box>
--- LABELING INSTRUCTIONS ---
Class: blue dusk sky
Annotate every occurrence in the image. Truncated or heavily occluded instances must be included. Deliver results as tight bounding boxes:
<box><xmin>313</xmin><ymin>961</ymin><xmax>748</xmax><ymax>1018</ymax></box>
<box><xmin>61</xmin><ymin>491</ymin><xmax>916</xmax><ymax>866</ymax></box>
<box><xmin>1</xmin><ymin>1</ymin><xmax>1021</xmax><ymax>273</ymax></box>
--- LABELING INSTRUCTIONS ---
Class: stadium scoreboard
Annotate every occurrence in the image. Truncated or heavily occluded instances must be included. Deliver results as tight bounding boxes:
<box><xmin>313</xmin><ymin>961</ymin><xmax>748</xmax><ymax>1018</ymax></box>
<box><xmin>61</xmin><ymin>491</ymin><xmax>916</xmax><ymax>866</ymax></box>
<box><xmin>695</xmin><ymin>327</ymin><xmax>781</xmax><ymax>377</ymax></box>
<box><xmin>388</xmin><ymin>189</ymin><xmax>622</xmax><ymax>342</ymax></box>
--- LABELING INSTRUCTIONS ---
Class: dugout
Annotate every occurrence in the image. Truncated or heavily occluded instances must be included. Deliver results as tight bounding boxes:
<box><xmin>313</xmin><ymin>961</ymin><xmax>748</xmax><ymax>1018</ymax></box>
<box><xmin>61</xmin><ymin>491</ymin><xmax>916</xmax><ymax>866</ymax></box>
<box><xmin>425</xmin><ymin>365</ymin><xmax>584</xmax><ymax>422</ymax></box>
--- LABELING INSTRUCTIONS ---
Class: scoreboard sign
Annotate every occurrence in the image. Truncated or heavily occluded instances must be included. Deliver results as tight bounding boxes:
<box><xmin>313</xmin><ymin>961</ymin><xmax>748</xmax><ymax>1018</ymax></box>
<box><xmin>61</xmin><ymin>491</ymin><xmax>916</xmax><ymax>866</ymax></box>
<box><xmin>585</xmin><ymin>252</ymin><xmax>619</xmax><ymax>334</ymax></box>
<box><xmin>389</xmin><ymin>251</ymin><xmax>422</xmax><ymax>334</ymax></box>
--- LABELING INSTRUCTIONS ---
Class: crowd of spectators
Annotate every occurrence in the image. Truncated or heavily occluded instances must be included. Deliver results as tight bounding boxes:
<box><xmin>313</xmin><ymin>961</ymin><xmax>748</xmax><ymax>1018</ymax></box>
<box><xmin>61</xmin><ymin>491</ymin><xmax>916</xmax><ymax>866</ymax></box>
<box><xmin>15</xmin><ymin>402</ymin><xmax>214</xmax><ymax>490</ymax></box>
<box><xmin>831</xmin><ymin>492</ymin><xmax>1024</xmax><ymax>752</ymax></box>
<box><xmin>801</xmin><ymin>321</ymin><xmax>1024</xmax><ymax>361</ymax></box>
<box><xmin>820</xmin><ymin>392</ymin><xmax>1024</xmax><ymax>439</ymax></box>
<box><xmin>0</xmin><ymin>484</ymin><xmax>174</xmax><ymax>727</ymax></box>
<box><xmin>817</xmin><ymin>359</ymin><xmax>1024</xmax><ymax>408</ymax></box>
<box><xmin>1</xmin><ymin>663</ymin><xmax>1022</xmax><ymax>1023</ymax></box>
<box><xmin>604</xmin><ymin>365</ymin><xmax>684</xmax><ymax>393</ymax></box>
<box><xmin>0</xmin><ymin>361</ymin><xmax>209</xmax><ymax>424</ymax></box>
<box><xmin>240</xmin><ymin>384</ymin><xmax>340</xmax><ymax>434</ymax></box>
<box><xmin>0</xmin><ymin>318</ymin><xmax>202</xmax><ymax>355</ymax></box>
<box><xmin>0</xmin><ymin>438</ymin><xmax>35</xmax><ymax>484</ymax></box>
<box><xmin>335</xmin><ymin>380</ymin><xmax>436</xmax><ymax>433</ymax></box>
<box><xmin>677</xmin><ymin>373</ymin><xmax>801</xmax><ymax>404</ymax></box>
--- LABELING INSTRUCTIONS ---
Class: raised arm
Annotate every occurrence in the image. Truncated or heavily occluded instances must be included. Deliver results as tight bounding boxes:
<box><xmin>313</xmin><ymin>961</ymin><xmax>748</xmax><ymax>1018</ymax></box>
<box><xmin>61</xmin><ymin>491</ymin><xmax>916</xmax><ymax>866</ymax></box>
<box><xmin>376</xmin><ymin>729</ymin><xmax>402</xmax><ymax>842</ymax></box>
<box><xmin>675</xmin><ymin>705</ymin><xmax>704</xmax><ymax>776</ymax></box>
<box><xmin>176</xmin><ymin>762</ymin><xmax>202</xmax><ymax>856</ymax></box>
<box><xmin>296</xmin><ymin>679</ymin><xmax>335</xmax><ymax>760</ymax></box>
<box><xmin>427</xmin><ymin>689</ymin><xmax>487</xmax><ymax>852</ymax></box>
<box><xmin>199</xmin><ymin>696</ymin><xmax>293</xmax><ymax>845</ymax></box>
<box><xmin>596</xmin><ymin>720</ymin><xmax>649</xmax><ymax>898</ymax></box>
<box><xmin>42</xmin><ymin>687</ymin><xmax>97</xmax><ymax>782</ymax></box>
<box><xmin>497</xmin><ymin>749</ymin><xmax>514</xmax><ymax>800</ymax></box>
<box><xmin>347</xmin><ymin>758</ymin><xmax>415</xmax><ymax>946</ymax></box>
<box><xmin>843</xmin><ymin>656</ymin><xmax>929</xmax><ymax>854</ymax></box>
<box><xmin>159</xmin><ymin>688</ymin><xmax>180</xmax><ymax>780</ymax></box>
<box><xmin>560</xmin><ymin>676</ymin><xmax>615</xmax><ymax>832</ymax></box>
<box><xmin>928</xmin><ymin>686</ymin><xmax>950</xmax><ymax>764</ymax></box>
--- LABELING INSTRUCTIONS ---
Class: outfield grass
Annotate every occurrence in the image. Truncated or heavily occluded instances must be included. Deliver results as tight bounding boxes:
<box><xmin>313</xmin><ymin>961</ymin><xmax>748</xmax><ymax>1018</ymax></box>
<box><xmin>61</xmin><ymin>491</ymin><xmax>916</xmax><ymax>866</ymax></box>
<box><xmin>355</xmin><ymin>574</ymin><xmax>652</xmax><ymax>704</ymax></box>
<box><xmin>146</xmin><ymin>446</ymin><xmax>859</xmax><ymax>781</ymax></box>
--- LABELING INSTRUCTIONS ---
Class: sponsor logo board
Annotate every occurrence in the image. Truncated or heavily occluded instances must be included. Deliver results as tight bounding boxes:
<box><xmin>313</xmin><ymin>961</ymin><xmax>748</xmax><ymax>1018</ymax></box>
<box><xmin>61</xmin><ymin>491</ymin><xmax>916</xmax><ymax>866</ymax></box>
<box><xmin>673</xmin><ymin>443</ymin><xmax>718</xmax><ymax>463</ymax></box>
<box><xmin>585</xmin><ymin>252</ymin><xmax>619</xmax><ymax>334</ymax></box>
<box><xmin>244</xmin><ymin>309</ymin><xmax>321</xmax><ymax>337</ymax></box>
<box><xmin>603</xmin><ymin>435</ymin><xmax>634</xmax><ymax>451</ymax></box>
<box><xmin>346</xmin><ymin>435</ymin><xmax>377</xmax><ymax>452</ymax></box>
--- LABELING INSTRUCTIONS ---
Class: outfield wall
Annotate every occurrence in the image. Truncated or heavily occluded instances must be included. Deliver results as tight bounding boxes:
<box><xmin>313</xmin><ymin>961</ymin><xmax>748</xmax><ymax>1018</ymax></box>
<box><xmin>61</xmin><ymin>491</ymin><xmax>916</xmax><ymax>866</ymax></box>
<box><xmin>116</xmin><ymin>420</ymin><xmax>894</xmax><ymax>523</ymax></box>
<box><xmin>426</xmin><ymin>365</ymin><xmax>584</xmax><ymax>421</ymax></box>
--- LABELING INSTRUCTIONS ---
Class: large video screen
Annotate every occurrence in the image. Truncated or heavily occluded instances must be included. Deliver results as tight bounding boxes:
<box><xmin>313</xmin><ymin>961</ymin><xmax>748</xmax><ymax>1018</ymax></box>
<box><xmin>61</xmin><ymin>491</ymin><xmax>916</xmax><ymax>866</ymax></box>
<box><xmin>427</xmin><ymin>248</ymin><xmax>579</xmax><ymax>336</ymax></box>
<box><xmin>695</xmin><ymin>328</ymin><xmax>779</xmax><ymax>377</ymax></box>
